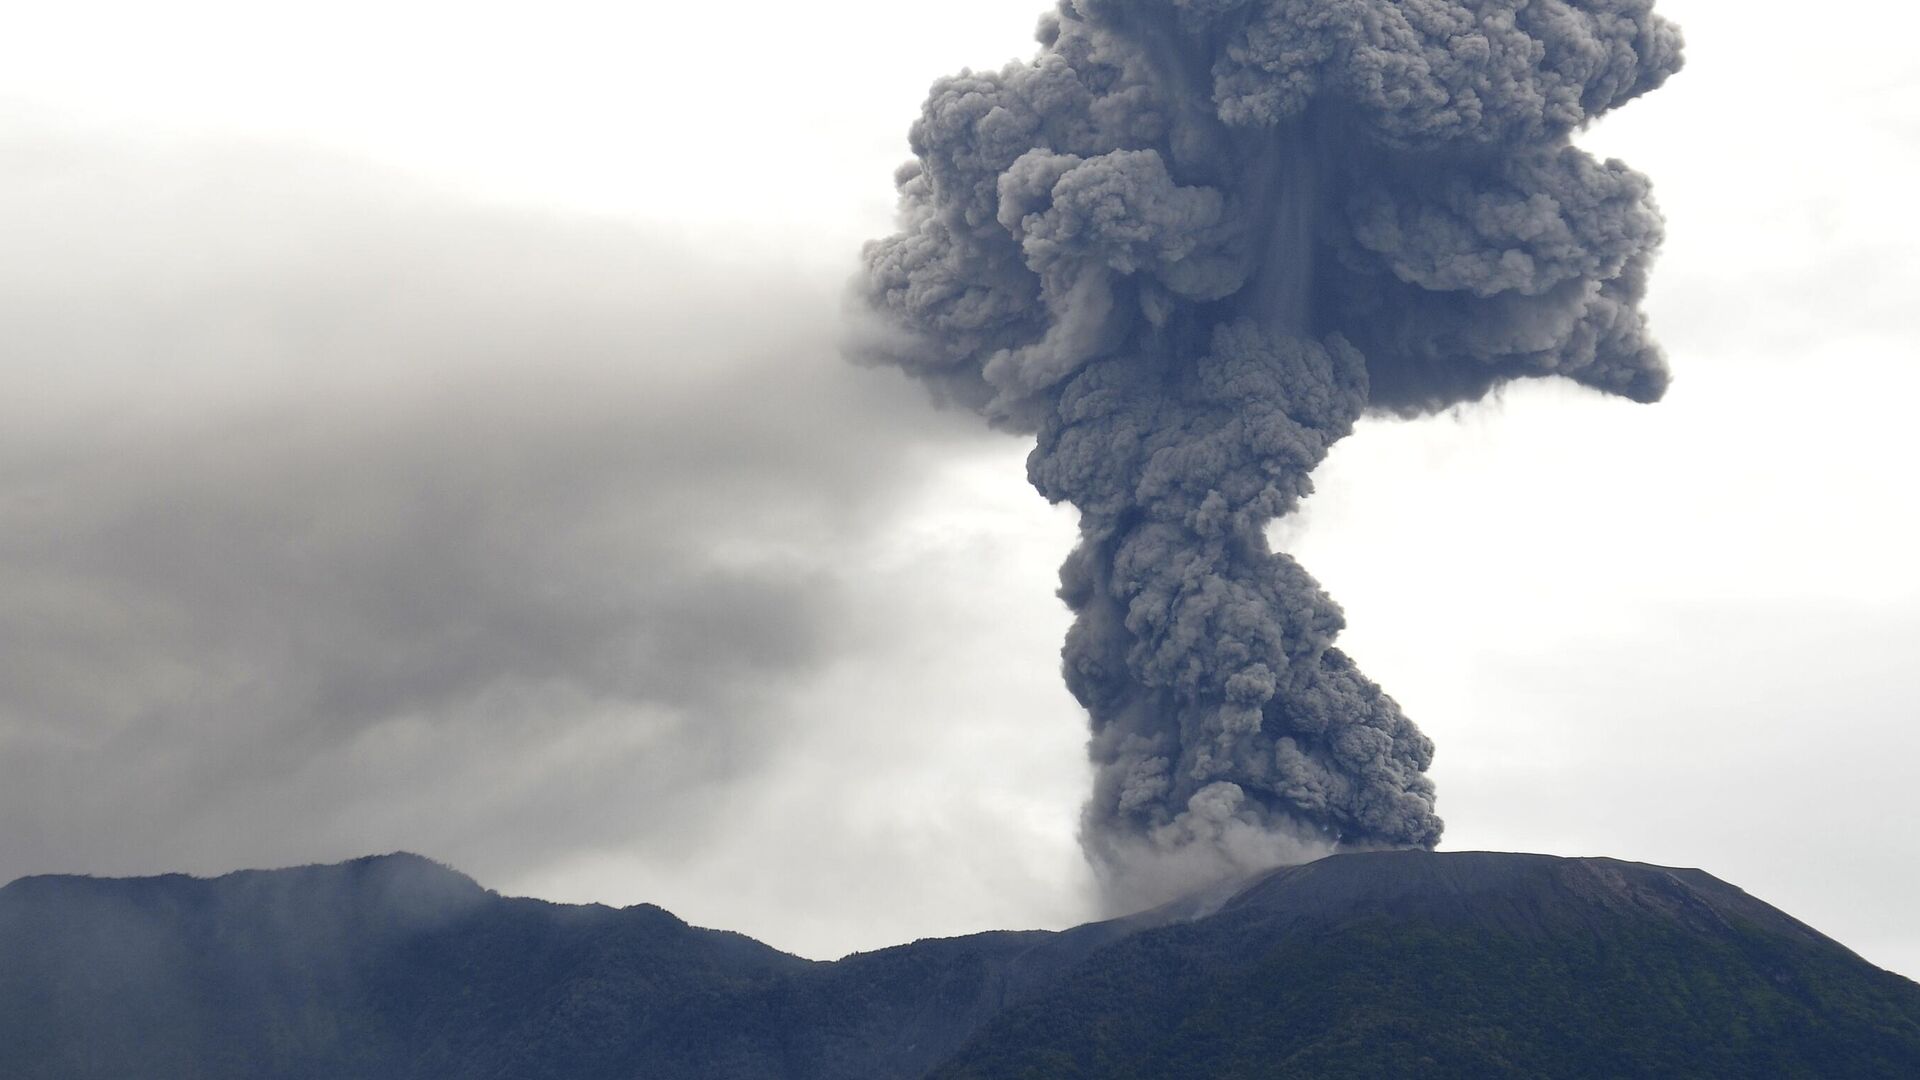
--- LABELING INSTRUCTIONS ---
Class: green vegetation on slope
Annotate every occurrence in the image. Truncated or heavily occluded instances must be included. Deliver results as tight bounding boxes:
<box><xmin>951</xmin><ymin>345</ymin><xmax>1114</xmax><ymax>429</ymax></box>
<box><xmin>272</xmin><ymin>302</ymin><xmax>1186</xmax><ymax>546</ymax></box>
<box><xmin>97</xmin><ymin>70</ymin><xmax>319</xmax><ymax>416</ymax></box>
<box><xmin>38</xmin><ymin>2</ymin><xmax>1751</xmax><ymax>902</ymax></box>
<box><xmin>934</xmin><ymin>914</ymin><xmax>1920</xmax><ymax>1079</ymax></box>
<box><xmin>5</xmin><ymin>851</ymin><xmax>1919</xmax><ymax>1080</ymax></box>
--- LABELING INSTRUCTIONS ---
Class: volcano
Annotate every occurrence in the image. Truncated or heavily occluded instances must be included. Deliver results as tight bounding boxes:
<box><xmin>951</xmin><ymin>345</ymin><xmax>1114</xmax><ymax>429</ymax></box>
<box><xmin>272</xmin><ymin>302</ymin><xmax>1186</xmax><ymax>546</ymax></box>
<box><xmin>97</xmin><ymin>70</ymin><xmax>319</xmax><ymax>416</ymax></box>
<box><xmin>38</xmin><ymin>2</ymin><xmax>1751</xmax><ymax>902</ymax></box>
<box><xmin>3</xmin><ymin>850</ymin><xmax>1916</xmax><ymax>1078</ymax></box>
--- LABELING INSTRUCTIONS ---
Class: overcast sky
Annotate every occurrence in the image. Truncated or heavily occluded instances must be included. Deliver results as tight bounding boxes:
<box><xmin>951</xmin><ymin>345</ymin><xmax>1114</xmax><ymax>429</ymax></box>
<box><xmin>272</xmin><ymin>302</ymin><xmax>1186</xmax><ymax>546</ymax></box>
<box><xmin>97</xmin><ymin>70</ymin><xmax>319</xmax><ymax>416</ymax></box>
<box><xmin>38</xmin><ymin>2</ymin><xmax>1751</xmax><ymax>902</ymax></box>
<box><xmin>4</xmin><ymin>0</ymin><xmax>1918</xmax><ymax>977</ymax></box>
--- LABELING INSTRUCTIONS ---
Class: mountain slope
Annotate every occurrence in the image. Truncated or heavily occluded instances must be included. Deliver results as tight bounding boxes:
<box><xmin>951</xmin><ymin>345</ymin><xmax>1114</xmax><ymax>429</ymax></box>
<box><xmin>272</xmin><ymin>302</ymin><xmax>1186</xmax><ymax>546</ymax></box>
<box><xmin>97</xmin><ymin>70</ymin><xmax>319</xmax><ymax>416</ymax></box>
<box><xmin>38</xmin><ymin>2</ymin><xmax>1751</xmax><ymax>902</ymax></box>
<box><xmin>3</xmin><ymin>851</ymin><xmax>1916</xmax><ymax>1079</ymax></box>
<box><xmin>0</xmin><ymin>854</ymin><xmax>816</xmax><ymax>1079</ymax></box>
<box><xmin>933</xmin><ymin>852</ymin><xmax>1920</xmax><ymax>1079</ymax></box>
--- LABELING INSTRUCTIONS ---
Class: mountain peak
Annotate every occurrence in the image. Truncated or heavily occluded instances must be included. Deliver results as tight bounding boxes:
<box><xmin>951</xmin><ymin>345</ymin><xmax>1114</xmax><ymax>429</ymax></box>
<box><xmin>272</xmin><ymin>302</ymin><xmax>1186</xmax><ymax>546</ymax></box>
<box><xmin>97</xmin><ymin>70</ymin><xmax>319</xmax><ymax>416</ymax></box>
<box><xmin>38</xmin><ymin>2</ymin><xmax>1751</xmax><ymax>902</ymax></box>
<box><xmin>5</xmin><ymin>850</ymin><xmax>1917</xmax><ymax>1079</ymax></box>
<box><xmin>1216</xmin><ymin>849</ymin><xmax>1835</xmax><ymax>950</ymax></box>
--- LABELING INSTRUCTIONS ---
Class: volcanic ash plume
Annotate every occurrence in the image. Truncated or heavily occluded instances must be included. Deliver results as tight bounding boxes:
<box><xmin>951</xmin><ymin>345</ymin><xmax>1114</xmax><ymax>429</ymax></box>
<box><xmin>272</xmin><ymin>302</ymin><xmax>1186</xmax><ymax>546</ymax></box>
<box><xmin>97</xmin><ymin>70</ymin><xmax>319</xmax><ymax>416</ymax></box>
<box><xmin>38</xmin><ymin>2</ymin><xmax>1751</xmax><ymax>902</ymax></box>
<box><xmin>855</xmin><ymin>0</ymin><xmax>1682</xmax><ymax>909</ymax></box>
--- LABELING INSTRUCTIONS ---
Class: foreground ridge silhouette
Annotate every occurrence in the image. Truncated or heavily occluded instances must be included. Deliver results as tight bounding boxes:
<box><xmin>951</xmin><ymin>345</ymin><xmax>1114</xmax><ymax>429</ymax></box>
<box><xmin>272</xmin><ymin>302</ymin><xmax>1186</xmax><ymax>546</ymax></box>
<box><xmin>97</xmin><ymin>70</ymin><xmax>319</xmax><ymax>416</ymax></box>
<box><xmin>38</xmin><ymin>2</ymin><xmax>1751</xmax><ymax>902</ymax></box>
<box><xmin>4</xmin><ymin>850</ymin><xmax>1917</xmax><ymax>1078</ymax></box>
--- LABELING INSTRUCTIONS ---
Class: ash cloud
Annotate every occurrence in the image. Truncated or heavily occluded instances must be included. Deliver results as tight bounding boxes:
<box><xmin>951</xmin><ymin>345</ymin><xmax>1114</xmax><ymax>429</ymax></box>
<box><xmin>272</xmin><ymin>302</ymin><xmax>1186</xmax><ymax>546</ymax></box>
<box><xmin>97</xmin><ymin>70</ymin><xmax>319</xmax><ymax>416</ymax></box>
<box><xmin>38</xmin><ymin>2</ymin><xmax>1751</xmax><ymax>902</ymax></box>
<box><xmin>0</xmin><ymin>124</ymin><xmax>984</xmax><ymax>890</ymax></box>
<box><xmin>857</xmin><ymin>0</ymin><xmax>1682</xmax><ymax>909</ymax></box>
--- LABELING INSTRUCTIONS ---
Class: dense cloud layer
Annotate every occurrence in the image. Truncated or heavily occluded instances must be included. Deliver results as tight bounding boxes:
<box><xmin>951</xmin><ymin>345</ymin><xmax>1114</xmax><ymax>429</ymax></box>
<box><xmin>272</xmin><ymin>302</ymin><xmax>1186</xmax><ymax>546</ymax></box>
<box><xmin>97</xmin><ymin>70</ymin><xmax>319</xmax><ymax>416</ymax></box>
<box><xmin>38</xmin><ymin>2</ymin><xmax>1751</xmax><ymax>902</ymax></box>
<box><xmin>858</xmin><ymin>0</ymin><xmax>1681</xmax><ymax>908</ymax></box>
<box><xmin>0</xmin><ymin>127</ymin><xmax>992</xmax><ymax>891</ymax></box>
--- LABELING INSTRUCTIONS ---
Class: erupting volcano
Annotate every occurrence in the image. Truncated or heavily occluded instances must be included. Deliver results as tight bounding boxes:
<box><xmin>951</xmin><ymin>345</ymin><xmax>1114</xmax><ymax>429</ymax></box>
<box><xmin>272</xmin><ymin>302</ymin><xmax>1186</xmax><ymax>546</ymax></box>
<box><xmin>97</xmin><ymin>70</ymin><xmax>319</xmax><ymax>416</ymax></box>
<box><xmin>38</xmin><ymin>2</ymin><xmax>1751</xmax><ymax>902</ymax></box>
<box><xmin>855</xmin><ymin>0</ymin><xmax>1683</xmax><ymax>908</ymax></box>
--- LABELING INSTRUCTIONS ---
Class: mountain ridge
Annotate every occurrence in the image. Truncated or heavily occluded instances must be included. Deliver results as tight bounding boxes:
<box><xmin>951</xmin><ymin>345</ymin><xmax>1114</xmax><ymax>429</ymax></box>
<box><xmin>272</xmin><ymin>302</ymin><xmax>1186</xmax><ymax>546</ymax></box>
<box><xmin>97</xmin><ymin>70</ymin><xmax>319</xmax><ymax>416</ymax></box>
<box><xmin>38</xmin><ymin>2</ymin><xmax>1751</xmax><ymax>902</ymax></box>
<box><xmin>5</xmin><ymin>850</ymin><xmax>1917</xmax><ymax>1079</ymax></box>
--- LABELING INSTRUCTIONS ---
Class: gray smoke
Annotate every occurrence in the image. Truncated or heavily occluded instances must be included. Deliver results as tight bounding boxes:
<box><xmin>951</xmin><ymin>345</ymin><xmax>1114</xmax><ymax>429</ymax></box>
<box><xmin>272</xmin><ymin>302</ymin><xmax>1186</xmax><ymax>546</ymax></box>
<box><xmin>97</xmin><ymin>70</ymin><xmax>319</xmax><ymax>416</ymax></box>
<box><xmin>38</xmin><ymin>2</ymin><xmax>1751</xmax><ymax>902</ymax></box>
<box><xmin>856</xmin><ymin>0</ymin><xmax>1682</xmax><ymax>909</ymax></box>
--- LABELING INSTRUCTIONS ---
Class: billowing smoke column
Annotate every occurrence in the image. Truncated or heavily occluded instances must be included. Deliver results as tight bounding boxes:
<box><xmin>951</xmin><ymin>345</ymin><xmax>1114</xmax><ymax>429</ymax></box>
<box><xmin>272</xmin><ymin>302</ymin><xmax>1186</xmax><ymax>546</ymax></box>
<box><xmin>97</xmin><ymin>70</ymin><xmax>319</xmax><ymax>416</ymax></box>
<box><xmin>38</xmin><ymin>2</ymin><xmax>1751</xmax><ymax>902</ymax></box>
<box><xmin>857</xmin><ymin>0</ymin><xmax>1682</xmax><ymax>908</ymax></box>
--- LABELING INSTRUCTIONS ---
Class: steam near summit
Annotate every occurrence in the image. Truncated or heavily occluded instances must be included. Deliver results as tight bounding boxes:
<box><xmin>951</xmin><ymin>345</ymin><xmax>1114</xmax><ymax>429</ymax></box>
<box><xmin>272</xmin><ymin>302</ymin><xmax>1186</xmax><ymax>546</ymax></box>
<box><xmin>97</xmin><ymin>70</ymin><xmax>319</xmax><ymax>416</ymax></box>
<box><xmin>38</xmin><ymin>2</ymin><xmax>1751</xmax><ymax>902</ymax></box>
<box><xmin>855</xmin><ymin>0</ymin><xmax>1683</xmax><ymax>908</ymax></box>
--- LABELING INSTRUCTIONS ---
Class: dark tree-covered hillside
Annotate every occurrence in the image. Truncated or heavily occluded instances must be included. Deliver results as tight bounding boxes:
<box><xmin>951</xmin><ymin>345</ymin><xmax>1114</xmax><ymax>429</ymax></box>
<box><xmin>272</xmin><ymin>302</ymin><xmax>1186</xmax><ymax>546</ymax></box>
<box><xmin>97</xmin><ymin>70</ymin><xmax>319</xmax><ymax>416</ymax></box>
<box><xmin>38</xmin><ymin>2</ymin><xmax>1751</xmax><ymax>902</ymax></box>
<box><xmin>3</xmin><ymin>851</ymin><xmax>1916</xmax><ymax>1079</ymax></box>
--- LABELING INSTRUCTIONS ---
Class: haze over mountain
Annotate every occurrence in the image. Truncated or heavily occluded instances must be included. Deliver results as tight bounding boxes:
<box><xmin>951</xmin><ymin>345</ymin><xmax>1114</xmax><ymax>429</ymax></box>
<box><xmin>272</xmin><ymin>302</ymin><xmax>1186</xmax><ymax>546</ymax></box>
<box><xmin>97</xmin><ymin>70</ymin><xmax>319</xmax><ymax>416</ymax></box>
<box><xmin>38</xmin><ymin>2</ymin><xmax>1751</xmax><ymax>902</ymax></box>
<box><xmin>4</xmin><ymin>851</ymin><xmax>1916</xmax><ymax>1079</ymax></box>
<box><xmin>5</xmin><ymin>0</ymin><xmax>1920</xmax><ymax>979</ymax></box>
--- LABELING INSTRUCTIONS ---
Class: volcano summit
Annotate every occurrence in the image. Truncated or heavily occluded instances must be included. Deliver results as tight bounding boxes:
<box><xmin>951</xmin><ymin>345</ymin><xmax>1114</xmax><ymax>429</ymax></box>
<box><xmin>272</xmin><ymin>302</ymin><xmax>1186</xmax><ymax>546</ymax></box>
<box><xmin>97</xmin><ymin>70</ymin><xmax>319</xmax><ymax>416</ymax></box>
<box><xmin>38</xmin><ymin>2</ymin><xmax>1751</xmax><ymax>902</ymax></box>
<box><xmin>5</xmin><ymin>850</ymin><xmax>1917</xmax><ymax>1078</ymax></box>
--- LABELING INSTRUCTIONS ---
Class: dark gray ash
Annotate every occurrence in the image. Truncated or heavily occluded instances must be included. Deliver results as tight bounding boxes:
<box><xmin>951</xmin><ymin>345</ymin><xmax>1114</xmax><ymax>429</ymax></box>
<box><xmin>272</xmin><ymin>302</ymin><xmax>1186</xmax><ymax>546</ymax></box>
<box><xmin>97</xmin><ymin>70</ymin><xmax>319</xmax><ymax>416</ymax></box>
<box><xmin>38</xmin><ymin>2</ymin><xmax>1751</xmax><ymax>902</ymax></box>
<box><xmin>855</xmin><ymin>0</ymin><xmax>1682</xmax><ymax>909</ymax></box>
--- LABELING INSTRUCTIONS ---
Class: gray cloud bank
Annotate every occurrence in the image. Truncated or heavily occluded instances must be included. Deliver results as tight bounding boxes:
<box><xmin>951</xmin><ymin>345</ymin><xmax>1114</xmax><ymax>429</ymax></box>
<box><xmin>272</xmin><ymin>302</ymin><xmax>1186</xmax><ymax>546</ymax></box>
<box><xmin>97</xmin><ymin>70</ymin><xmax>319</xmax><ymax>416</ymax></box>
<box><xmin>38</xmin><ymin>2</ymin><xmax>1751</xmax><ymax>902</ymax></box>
<box><xmin>0</xmin><ymin>123</ymin><xmax>990</xmax><ymax>895</ymax></box>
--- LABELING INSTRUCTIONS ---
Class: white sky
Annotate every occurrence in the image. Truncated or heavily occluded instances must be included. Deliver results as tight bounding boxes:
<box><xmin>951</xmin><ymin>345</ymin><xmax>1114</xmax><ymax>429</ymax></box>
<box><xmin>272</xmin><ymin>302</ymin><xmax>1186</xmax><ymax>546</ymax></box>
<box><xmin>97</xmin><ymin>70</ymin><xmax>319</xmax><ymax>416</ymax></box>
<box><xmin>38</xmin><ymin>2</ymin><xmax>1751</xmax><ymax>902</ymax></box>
<box><xmin>5</xmin><ymin>0</ymin><xmax>1920</xmax><ymax>977</ymax></box>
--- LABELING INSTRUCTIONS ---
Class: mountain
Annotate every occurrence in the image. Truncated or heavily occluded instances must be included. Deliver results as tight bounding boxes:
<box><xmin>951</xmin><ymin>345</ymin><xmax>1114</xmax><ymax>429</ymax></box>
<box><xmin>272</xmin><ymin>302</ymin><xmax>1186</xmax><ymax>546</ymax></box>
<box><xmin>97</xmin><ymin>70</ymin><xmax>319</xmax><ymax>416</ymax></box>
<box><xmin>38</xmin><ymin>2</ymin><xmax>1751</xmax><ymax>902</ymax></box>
<box><xmin>933</xmin><ymin>851</ymin><xmax>1920</xmax><ymax>1079</ymax></box>
<box><xmin>3</xmin><ymin>851</ymin><xmax>1916</xmax><ymax>1079</ymax></box>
